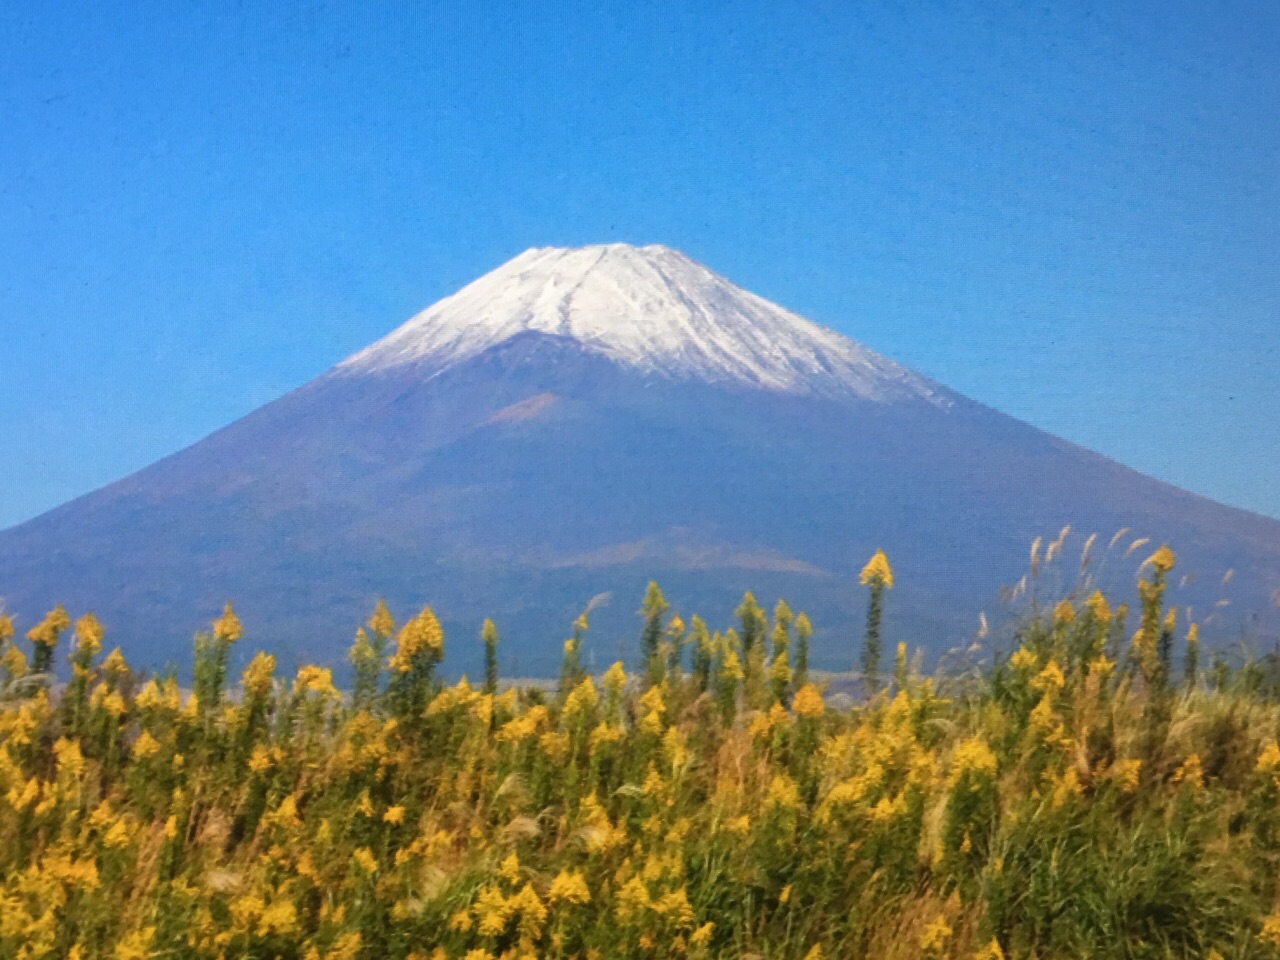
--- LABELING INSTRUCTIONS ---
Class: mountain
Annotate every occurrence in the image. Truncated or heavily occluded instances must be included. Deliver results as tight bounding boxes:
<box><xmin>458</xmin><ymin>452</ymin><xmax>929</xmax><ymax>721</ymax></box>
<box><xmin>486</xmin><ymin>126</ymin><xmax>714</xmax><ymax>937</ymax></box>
<box><xmin>2</xmin><ymin>243</ymin><xmax>1278</xmax><ymax>676</ymax></box>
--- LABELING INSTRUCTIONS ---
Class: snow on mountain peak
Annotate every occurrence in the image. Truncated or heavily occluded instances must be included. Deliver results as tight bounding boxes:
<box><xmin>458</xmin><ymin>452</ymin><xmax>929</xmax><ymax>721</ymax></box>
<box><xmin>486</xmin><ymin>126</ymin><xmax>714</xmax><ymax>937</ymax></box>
<box><xmin>338</xmin><ymin>243</ymin><xmax>946</xmax><ymax>402</ymax></box>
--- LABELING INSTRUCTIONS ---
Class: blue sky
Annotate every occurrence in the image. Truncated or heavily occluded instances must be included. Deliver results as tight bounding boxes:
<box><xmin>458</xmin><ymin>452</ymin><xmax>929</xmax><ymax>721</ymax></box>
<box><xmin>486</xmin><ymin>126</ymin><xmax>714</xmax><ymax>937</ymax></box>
<box><xmin>1</xmin><ymin>0</ymin><xmax>1277</xmax><ymax>528</ymax></box>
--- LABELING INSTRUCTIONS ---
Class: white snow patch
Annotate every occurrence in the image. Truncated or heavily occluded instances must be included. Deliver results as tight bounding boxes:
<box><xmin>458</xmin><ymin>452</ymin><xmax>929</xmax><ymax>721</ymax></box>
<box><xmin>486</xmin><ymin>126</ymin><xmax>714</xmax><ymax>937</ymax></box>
<box><xmin>338</xmin><ymin>243</ymin><xmax>946</xmax><ymax>403</ymax></box>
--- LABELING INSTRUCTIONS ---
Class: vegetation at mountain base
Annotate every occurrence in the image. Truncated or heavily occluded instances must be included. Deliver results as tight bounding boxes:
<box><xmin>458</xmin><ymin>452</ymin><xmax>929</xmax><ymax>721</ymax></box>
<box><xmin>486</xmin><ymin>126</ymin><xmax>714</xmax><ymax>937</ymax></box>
<box><xmin>4</xmin><ymin>537</ymin><xmax>1280</xmax><ymax>959</ymax></box>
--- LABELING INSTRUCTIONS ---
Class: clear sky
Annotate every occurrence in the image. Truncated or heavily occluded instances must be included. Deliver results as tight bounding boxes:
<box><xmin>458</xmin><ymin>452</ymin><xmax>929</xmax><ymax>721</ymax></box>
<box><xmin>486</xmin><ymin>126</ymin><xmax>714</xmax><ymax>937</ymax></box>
<box><xmin>2</xmin><ymin>0</ymin><xmax>1277</xmax><ymax>528</ymax></box>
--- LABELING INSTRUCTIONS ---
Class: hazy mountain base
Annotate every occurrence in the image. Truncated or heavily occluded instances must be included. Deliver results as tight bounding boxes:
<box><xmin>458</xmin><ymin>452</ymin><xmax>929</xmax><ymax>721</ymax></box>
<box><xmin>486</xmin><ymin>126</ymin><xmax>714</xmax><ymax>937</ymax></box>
<box><xmin>4</xmin><ymin>552</ymin><xmax>1280</xmax><ymax>959</ymax></box>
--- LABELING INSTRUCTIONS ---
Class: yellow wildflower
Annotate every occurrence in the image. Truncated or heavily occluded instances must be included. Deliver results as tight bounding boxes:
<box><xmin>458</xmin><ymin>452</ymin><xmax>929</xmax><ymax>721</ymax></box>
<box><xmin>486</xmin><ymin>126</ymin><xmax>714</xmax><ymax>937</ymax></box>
<box><xmin>447</xmin><ymin>910</ymin><xmax>474</xmax><ymax>933</ymax></box>
<box><xmin>920</xmin><ymin>917</ymin><xmax>953</xmax><ymax>953</ymax></box>
<box><xmin>132</xmin><ymin>730</ymin><xmax>160</xmax><ymax>759</ymax></box>
<box><xmin>1147</xmin><ymin>545</ymin><xmax>1176</xmax><ymax>574</ymax></box>
<box><xmin>27</xmin><ymin>605</ymin><xmax>70</xmax><ymax>649</ymax></box>
<box><xmin>498</xmin><ymin>851</ymin><xmax>521</xmax><ymax>883</ymax></box>
<box><xmin>1009</xmin><ymin>646</ymin><xmax>1037</xmax><ymax>672</ymax></box>
<box><xmin>294</xmin><ymin>665</ymin><xmax>338</xmax><ymax>698</ymax></box>
<box><xmin>102</xmin><ymin>819</ymin><xmax>131</xmax><ymax>849</ymax></box>
<box><xmin>473</xmin><ymin>885</ymin><xmax>512</xmax><ymax>936</ymax></box>
<box><xmin>368</xmin><ymin>598</ymin><xmax>396</xmax><ymax>636</ymax></box>
<box><xmin>352</xmin><ymin>847</ymin><xmax>378</xmax><ymax>874</ymax></box>
<box><xmin>212</xmin><ymin>602</ymin><xmax>242</xmax><ymax>643</ymax></box>
<box><xmin>114</xmin><ymin>927</ymin><xmax>155</xmax><ymax>960</ymax></box>
<box><xmin>603</xmin><ymin>661</ymin><xmax>628</xmax><ymax>693</ymax></box>
<box><xmin>766</xmin><ymin>773</ymin><xmax>801</xmax><ymax>811</ymax></box>
<box><xmin>949</xmin><ymin>737</ymin><xmax>998</xmax><ymax>786</ymax></box>
<box><xmin>615</xmin><ymin>876</ymin><xmax>652</xmax><ymax>922</ymax></box>
<box><xmin>1110</xmin><ymin>758</ymin><xmax>1142</xmax><ymax>794</ymax></box>
<box><xmin>1173</xmin><ymin>754</ymin><xmax>1203</xmax><ymax>790</ymax></box>
<box><xmin>1261</xmin><ymin>912</ymin><xmax>1280</xmax><ymax>948</ymax></box>
<box><xmin>690</xmin><ymin>922</ymin><xmax>714</xmax><ymax>947</ymax></box>
<box><xmin>792</xmin><ymin>683</ymin><xmax>825</xmax><ymax>718</ymax></box>
<box><xmin>1086</xmin><ymin>590</ymin><xmax>1112</xmax><ymax>623</ymax></box>
<box><xmin>241</xmin><ymin>652</ymin><xmax>276</xmax><ymax>698</ymax></box>
<box><xmin>509</xmin><ymin>882</ymin><xmax>547</xmax><ymax>937</ymax></box>
<box><xmin>1258</xmin><ymin>741</ymin><xmax>1280</xmax><ymax>774</ymax></box>
<box><xmin>548</xmin><ymin>868</ymin><xmax>592</xmax><ymax>905</ymax></box>
<box><xmin>1030</xmin><ymin>659</ymin><xmax>1065</xmax><ymax>694</ymax></box>
<box><xmin>563</xmin><ymin>676</ymin><xmax>599</xmax><ymax>720</ymax></box>
<box><xmin>73</xmin><ymin>613</ymin><xmax>104</xmax><ymax>657</ymax></box>
<box><xmin>656</xmin><ymin>887</ymin><xmax>695</xmax><ymax>927</ymax></box>
<box><xmin>248</xmin><ymin>744</ymin><xmax>272</xmax><ymax>774</ymax></box>
<box><xmin>859</xmin><ymin>550</ymin><xmax>894</xmax><ymax>588</ymax></box>
<box><xmin>389</xmin><ymin>606</ymin><xmax>444</xmax><ymax>672</ymax></box>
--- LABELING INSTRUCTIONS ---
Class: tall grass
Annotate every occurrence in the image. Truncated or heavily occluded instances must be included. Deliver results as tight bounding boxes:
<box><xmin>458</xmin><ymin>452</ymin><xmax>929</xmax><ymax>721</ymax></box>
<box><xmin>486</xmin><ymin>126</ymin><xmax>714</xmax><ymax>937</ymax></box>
<box><xmin>2</xmin><ymin>544</ymin><xmax>1280</xmax><ymax>959</ymax></box>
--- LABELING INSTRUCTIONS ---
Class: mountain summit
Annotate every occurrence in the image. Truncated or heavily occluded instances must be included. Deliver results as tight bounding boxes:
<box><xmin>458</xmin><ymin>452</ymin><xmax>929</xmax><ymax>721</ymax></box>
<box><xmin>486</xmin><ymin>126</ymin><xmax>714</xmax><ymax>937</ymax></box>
<box><xmin>339</xmin><ymin>244</ymin><xmax>945</xmax><ymax>402</ymax></box>
<box><xmin>1</xmin><ymin>245</ymin><xmax>1278</xmax><ymax>674</ymax></box>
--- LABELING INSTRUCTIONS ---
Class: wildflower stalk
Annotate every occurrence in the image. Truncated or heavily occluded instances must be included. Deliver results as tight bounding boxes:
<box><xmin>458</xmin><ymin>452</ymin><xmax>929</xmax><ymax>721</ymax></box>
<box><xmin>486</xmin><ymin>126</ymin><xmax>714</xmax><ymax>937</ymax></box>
<box><xmin>859</xmin><ymin>551</ymin><xmax>894</xmax><ymax>696</ymax></box>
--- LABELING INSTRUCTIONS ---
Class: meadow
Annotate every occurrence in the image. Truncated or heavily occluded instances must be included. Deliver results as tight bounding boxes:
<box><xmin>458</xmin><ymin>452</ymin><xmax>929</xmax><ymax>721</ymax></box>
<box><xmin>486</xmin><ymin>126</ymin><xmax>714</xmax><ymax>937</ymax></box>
<box><xmin>3</xmin><ymin>540</ymin><xmax>1280</xmax><ymax>959</ymax></box>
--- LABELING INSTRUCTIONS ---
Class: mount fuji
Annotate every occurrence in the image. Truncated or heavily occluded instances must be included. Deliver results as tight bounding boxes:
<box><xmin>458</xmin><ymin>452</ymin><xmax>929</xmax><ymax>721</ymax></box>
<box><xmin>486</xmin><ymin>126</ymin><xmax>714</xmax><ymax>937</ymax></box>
<box><xmin>2</xmin><ymin>244</ymin><xmax>1278</xmax><ymax>675</ymax></box>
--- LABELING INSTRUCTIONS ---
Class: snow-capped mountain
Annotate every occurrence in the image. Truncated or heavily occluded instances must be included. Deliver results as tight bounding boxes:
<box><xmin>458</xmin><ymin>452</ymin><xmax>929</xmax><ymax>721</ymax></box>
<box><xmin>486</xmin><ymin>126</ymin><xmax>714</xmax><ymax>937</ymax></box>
<box><xmin>338</xmin><ymin>244</ymin><xmax>947</xmax><ymax>403</ymax></box>
<box><xmin>1</xmin><ymin>244</ymin><xmax>1277</xmax><ymax>675</ymax></box>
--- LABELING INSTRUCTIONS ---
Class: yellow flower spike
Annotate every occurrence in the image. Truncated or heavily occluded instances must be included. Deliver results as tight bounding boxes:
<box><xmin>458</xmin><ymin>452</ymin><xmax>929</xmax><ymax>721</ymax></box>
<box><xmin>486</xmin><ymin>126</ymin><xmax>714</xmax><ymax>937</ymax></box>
<box><xmin>73</xmin><ymin>613</ymin><xmax>104</xmax><ymax>657</ymax></box>
<box><xmin>1173</xmin><ymin>754</ymin><xmax>1203</xmax><ymax>790</ymax></box>
<box><xmin>241</xmin><ymin>652</ymin><xmax>276</xmax><ymax>699</ymax></box>
<box><xmin>1085</xmin><ymin>590</ymin><xmax>1112</xmax><ymax>623</ymax></box>
<box><xmin>473</xmin><ymin>884</ymin><xmax>512</xmax><ymax>936</ymax></box>
<box><xmin>1109</xmin><ymin>758</ymin><xmax>1142</xmax><ymax>793</ymax></box>
<box><xmin>859</xmin><ymin>550</ymin><xmax>894</xmax><ymax>588</ymax></box>
<box><xmin>132</xmin><ymin>730</ymin><xmax>160</xmax><ymax>759</ymax></box>
<box><xmin>352</xmin><ymin>847</ymin><xmax>378</xmax><ymax>874</ymax></box>
<box><xmin>368</xmin><ymin>597</ymin><xmax>396</xmax><ymax>636</ymax></box>
<box><xmin>919</xmin><ymin>917</ymin><xmax>953</xmax><ymax>953</ymax></box>
<box><xmin>792</xmin><ymin>683</ymin><xmax>825</xmax><ymax>718</ymax></box>
<box><xmin>212</xmin><ymin>602</ymin><xmax>242</xmax><ymax>643</ymax></box>
<box><xmin>690</xmin><ymin>922</ymin><xmax>714</xmax><ymax>947</ymax></box>
<box><xmin>389</xmin><ymin>606</ymin><xmax>445</xmax><ymax>672</ymax></box>
<box><xmin>564</xmin><ymin>675</ymin><xmax>599</xmax><ymax>720</ymax></box>
<box><xmin>510</xmin><ymin>882</ymin><xmax>547</xmax><ymax>937</ymax></box>
<box><xmin>1030</xmin><ymin>659</ymin><xmax>1065</xmax><ymax>694</ymax></box>
<box><xmin>293</xmin><ymin>665</ymin><xmax>338</xmax><ymax>699</ymax></box>
<box><xmin>0</xmin><ymin>612</ymin><xmax>13</xmax><ymax>641</ymax></box>
<box><xmin>974</xmin><ymin>939</ymin><xmax>1006</xmax><ymax>960</ymax></box>
<box><xmin>1260</xmin><ymin>913</ymin><xmax>1280</xmax><ymax>948</ymax></box>
<box><xmin>603</xmin><ymin>660</ymin><xmax>628</xmax><ymax>693</ymax></box>
<box><xmin>1147</xmin><ymin>544</ymin><xmax>1176</xmax><ymax>574</ymax></box>
<box><xmin>383</xmin><ymin>804</ymin><xmax>405</xmax><ymax>825</ymax></box>
<box><xmin>548</xmin><ymin>868</ymin><xmax>592</xmax><ymax>905</ymax></box>
<box><xmin>657</xmin><ymin>887</ymin><xmax>695</xmax><ymax>927</ymax></box>
<box><xmin>1009</xmin><ymin>646</ymin><xmax>1037</xmax><ymax>672</ymax></box>
<box><xmin>1053</xmin><ymin>599</ymin><xmax>1075</xmax><ymax>623</ymax></box>
<box><xmin>1257</xmin><ymin>741</ymin><xmax>1280</xmax><ymax>773</ymax></box>
<box><xmin>447</xmin><ymin>910</ymin><xmax>474</xmax><ymax>933</ymax></box>
<box><xmin>948</xmin><ymin>737</ymin><xmax>998</xmax><ymax>787</ymax></box>
<box><xmin>29</xmin><ymin>604</ymin><xmax>71</xmax><ymax>644</ymax></box>
<box><xmin>498</xmin><ymin>851</ymin><xmax>521</xmax><ymax>883</ymax></box>
<box><xmin>1088</xmin><ymin>654</ymin><xmax>1116</xmax><ymax>679</ymax></box>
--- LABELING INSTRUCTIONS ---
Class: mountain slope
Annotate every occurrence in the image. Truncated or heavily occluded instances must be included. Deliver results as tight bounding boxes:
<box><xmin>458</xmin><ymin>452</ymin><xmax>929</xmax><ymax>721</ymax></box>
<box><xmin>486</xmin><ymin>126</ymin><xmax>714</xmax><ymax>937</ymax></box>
<box><xmin>2</xmin><ymin>245</ymin><xmax>1278</xmax><ymax>675</ymax></box>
